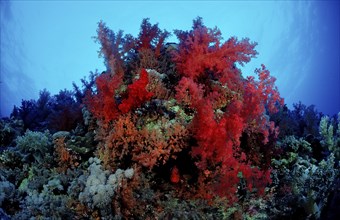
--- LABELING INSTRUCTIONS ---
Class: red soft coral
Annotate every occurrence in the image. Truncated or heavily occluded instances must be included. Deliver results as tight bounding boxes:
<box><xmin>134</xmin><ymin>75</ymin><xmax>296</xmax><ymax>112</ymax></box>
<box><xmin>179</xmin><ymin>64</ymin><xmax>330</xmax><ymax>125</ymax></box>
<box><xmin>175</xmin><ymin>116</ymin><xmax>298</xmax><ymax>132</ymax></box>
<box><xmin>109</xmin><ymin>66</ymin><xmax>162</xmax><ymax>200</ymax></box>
<box><xmin>85</xmin><ymin>18</ymin><xmax>284</xmax><ymax>206</ymax></box>
<box><xmin>137</xmin><ymin>18</ymin><xmax>170</xmax><ymax>57</ymax></box>
<box><xmin>242</xmin><ymin>64</ymin><xmax>283</xmax><ymax>142</ymax></box>
<box><xmin>84</xmin><ymin>72</ymin><xmax>123</xmax><ymax>126</ymax></box>
<box><xmin>118</xmin><ymin>69</ymin><xmax>154</xmax><ymax>113</ymax></box>
<box><xmin>97</xmin><ymin>21</ymin><xmax>131</xmax><ymax>76</ymax></box>
<box><xmin>173</xmin><ymin>18</ymin><xmax>283</xmax><ymax>202</ymax></box>
<box><xmin>175</xmin><ymin>77</ymin><xmax>204</xmax><ymax>108</ymax></box>
<box><xmin>192</xmin><ymin>100</ymin><xmax>272</xmax><ymax>201</ymax></box>
<box><xmin>173</xmin><ymin>17</ymin><xmax>257</xmax><ymax>87</ymax></box>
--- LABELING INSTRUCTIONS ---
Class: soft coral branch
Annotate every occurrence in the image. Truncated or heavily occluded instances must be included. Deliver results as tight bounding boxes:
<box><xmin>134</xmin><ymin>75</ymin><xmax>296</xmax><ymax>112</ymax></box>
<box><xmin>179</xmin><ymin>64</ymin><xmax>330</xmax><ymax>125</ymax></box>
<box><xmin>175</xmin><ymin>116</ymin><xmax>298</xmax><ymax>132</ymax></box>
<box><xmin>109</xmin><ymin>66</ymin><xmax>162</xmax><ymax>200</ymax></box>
<box><xmin>84</xmin><ymin>72</ymin><xmax>123</xmax><ymax>126</ymax></box>
<box><xmin>137</xmin><ymin>18</ymin><xmax>170</xmax><ymax>57</ymax></box>
<box><xmin>118</xmin><ymin>69</ymin><xmax>154</xmax><ymax>113</ymax></box>
<box><xmin>173</xmin><ymin>17</ymin><xmax>257</xmax><ymax>84</ymax></box>
<box><xmin>84</xmin><ymin>69</ymin><xmax>153</xmax><ymax>125</ymax></box>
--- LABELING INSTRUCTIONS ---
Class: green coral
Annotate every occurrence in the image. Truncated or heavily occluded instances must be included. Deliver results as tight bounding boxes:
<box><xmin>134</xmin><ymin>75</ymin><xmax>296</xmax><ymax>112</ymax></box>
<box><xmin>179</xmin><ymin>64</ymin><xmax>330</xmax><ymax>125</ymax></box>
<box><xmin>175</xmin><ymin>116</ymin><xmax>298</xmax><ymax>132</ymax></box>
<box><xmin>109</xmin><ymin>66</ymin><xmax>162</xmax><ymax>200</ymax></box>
<box><xmin>18</xmin><ymin>166</ymin><xmax>35</xmax><ymax>192</ymax></box>
<box><xmin>319</xmin><ymin>116</ymin><xmax>334</xmax><ymax>148</ymax></box>
<box><xmin>219</xmin><ymin>198</ymin><xmax>268</xmax><ymax>220</ymax></box>
<box><xmin>165</xmin><ymin>99</ymin><xmax>193</xmax><ymax>123</ymax></box>
<box><xmin>272</xmin><ymin>136</ymin><xmax>312</xmax><ymax>169</ymax></box>
<box><xmin>271</xmin><ymin>135</ymin><xmax>336</xmax><ymax>219</ymax></box>
<box><xmin>319</xmin><ymin>113</ymin><xmax>340</xmax><ymax>160</ymax></box>
<box><xmin>16</xmin><ymin>130</ymin><xmax>52</xmax><ymax>163</ymax></box>
<box><xmin>66</xmin><ymin>134</ymin><xmax>96</xmax><ymax>155</ymax></box>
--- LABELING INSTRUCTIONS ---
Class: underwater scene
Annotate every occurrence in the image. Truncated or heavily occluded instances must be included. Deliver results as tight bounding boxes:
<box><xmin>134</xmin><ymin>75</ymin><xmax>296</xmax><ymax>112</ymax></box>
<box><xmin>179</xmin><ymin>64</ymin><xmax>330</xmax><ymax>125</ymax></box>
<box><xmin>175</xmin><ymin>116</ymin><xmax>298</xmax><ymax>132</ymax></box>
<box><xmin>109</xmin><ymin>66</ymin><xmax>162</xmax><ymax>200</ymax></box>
<box><xmin>1</xmin><ymin>2</ymin><xmax>340</xmax><ymax>220</ymax></box>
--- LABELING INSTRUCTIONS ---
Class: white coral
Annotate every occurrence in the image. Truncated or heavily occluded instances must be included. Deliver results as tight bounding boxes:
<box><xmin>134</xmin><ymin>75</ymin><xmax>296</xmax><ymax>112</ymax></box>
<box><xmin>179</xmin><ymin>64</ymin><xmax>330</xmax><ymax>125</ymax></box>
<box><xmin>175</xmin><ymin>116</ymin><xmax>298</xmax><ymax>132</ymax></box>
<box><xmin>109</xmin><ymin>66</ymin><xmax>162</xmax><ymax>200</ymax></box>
<box><xmin>78</xmin><ymin>157</ymin><xmax>134</xmax><ymax>209</ymax></box>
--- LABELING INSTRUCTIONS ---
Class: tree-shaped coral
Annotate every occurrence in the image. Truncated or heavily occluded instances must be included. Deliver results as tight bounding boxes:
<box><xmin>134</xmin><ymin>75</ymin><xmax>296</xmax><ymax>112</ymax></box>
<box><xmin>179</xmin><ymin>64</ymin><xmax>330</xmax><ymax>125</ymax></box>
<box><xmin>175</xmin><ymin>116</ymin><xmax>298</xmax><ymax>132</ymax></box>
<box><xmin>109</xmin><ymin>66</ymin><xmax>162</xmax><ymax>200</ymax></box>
<box><xmin>84</xmin><ymin>17</ymin><xmax>284</xmax><ymax>205</ymax></box>
<box><xmin>172</xmin><ymin>17</ymin><xmax>283</xmax><ymax>201</ymax></box>
<box><xmin>173</xmin><ymin>17</ymin><xmax>257</xmax><ymax>87</ymax></box>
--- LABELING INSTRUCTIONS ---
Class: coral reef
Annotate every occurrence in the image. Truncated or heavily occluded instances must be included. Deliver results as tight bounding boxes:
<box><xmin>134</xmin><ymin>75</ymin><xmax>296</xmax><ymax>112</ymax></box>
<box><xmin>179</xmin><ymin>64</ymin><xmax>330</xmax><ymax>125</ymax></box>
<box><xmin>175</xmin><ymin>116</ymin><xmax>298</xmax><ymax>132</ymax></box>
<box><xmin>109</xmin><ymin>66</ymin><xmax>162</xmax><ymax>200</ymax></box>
<box><xmin>0</xmin><ymin>17</ymin><xmax>339</xmax><ymax>219</ymax></box>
